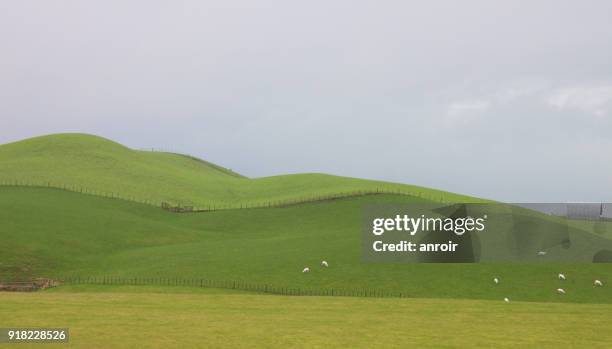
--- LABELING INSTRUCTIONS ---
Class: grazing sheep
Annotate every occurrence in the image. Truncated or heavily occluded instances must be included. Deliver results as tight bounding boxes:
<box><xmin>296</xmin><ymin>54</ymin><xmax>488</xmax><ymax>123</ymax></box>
<box><xmin>321</xmin><ymin>260</ymin><xmax>329</xmax><ymax>267</ymax></box>
<box><xmin>302</xmin><ymin>267</ymin><xmax>310</xmax><ymax>273</ymax></box>
<box><xmin>557</xmin><ymin>288</ymin><xmax>566</xmax><ymax>295</ymax></box>
<box><xmin>594</xmin><ymin>280</ymin><xmax>604</xmax><ymax>287</ymax></box>
<box><xmin>537</xmin><ymin>251</ymin><xmax>547</xmax><ymax>256</ymax></box>
<box><xmin>504</xmin><ymin>297</ymin><xmax>510</xmax><ymax>303</ymax></box>
<box><xmin>493</xmin><ymin>277</ymin><xmax>499</xmax><ymax>284</ymax></box>
<box><xmin>558</xmin><ymin>273</ymin><xmax>566</xmax><ymax>280</ymax></box>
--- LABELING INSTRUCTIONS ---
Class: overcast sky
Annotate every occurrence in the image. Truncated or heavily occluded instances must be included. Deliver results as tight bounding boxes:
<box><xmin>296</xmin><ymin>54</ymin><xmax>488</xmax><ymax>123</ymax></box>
<box><xmin>1</xmin><ymin>1</ymin><xmax>611</xmax><ymax>202</ymax></box>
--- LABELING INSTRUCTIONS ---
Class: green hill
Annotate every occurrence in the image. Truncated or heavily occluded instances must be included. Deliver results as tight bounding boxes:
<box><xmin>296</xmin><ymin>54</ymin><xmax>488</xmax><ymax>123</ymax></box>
<box><xmin>0</xmin><ymin>133</ymin><xmax>478</xmax><ymax>208</ymax></box>
<box><xmin>1</xmin><ymin>133</ymin><xmax>610</xmax><ymax>304</ymax></box>
<box><xmin>2</xmin><ymin>186</ymin><xmax>611</xmax><ymax>304</ymax></box>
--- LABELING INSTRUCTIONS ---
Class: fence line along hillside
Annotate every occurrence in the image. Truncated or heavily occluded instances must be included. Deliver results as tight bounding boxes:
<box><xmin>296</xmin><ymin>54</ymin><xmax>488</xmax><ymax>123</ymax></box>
<box><xmin>137</xmin><ymin>147</ymin><xmax>246</xmax><ymax>179</ymax></box>
<box><xmin>50</xmin><ymin>276</ymin><xmax>411</xmax><ymax>299</ymax></box>
<box><xmin>0</xmin><ymin>181</ymin><xmax>476</xmax><ymax>213</ymax></box>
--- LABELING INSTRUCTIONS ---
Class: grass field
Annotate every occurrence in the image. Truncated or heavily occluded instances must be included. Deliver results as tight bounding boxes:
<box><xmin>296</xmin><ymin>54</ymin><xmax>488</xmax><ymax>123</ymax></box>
<box><xmin>0</xmin><ymin>133</ymin><xmax>478</xmax><ymax>207</ymax></box>
<box><xmin>1</xmin><ymin>133</ymin><xmax>611</xmax><ymax>348</ymax></box>
<box><xmin>2</xmin><ymin>186</ymin><xmax>611</xmax><ymax>304</ymax></box>
<box><xmin>2</xmin><ymin>286</ymin><xmax>612</xmax><ymax>348</ymax></box>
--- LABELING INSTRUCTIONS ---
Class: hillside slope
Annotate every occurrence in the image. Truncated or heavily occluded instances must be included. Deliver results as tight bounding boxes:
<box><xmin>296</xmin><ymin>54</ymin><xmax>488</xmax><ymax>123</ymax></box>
<box><xmin>1</xmin><ymin>187</ymin><xmax>611</xmax><ymax>304</ymax></box>
<box><xmin>0</xmin><ymin>133</ymin><xmax>479</xmax><ymax>207</ymax></box>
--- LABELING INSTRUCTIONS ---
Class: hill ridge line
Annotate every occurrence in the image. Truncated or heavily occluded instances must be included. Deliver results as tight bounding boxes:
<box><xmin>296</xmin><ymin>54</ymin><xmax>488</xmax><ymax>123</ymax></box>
<box><xmin>0</xmin><ymin>133</ymin><xmax>482</xmax><ymax>207</ymax></box>
<box><xmin>0</xmin><ymin>182</ymin><xmax>459</xmax><ymax>212</ymax></box>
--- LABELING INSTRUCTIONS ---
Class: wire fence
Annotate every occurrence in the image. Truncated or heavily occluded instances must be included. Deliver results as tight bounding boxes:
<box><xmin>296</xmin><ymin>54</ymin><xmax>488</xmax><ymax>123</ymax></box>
<box><xmin>50</xmin><ymin>276</ymin><xmax>410</xmax><ymax>298</ymax></box>
<box><xmin>136</xmin><ymin>148</ymin><xmax>245</xmax><ymax>179</ymax></box>
<box><xmin>0</xmin><ymin>180</ymin><xmax>459</xmax><ymax>212</ymax></box>
<box><xmin>0</xmin><ymin>180</ymin><xmax>159</xmax><ymax>207</ymax></box>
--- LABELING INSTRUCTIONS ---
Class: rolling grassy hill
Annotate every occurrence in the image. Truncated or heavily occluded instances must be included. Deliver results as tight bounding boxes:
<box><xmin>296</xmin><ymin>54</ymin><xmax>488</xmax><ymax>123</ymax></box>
<box><xmin>2</xmin><ymin>133</ymin><xmax>610</xmax><ymax>349</ymax></box>
<box><xmin>2</xmin><ymin>186</ymin><xmax>611</xmax><ymax>304</ymax></box>
<box><xmin>1</xmin><ymin>133</ymin><xmax>611</xmax><ymax>305</ymax></box>
<box><xmin>0</xmin><ymin>133</ymin><xmax>479</xmax><ymax>208</ymax></box>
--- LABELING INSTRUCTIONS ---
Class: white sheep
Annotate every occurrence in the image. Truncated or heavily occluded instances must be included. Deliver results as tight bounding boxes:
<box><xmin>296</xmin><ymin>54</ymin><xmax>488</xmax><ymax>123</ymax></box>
<box><xmin>302</xmin><ymin>267</ymin><xmax>310</xmax><ymax>273</ymax></box>
<box><xmin>557</xmin><ymin>288</ymin><xmax>566</xmax><ymax>295</ymax></box>
<box><xmin>321</xmin><ymin>260</ymin><xmax>329</xmax><ymax>267</ymax></box>
<box><xmin>493</xmin><ymin>277</ymin><xmax>499</xmax><ymax>284</ymax></box>
<box><xmin>558</xmin><ymin>273</ymin><xmax>566</xmax><ymax>280</ymax></box>
<box><xmin>594</xmin><ymin>280</ymin><xmax>603</xmax><ymax>287</ymax></box>
<box><xmin>504</xmin><ymin>297</ymin><xmax>510</xmax><ymax>303</ymax></box>
<box><xmin>537</xmin><ymin>251</ymin><xmax>547</xmax><ymax>256</ymax></box>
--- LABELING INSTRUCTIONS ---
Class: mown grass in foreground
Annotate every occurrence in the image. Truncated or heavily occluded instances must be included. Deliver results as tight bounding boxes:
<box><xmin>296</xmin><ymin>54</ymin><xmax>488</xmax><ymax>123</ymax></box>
<box><xmin>2</xmin><ymin>288</ymin><xmax>612</xmax><ymax>349</ymax></box>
